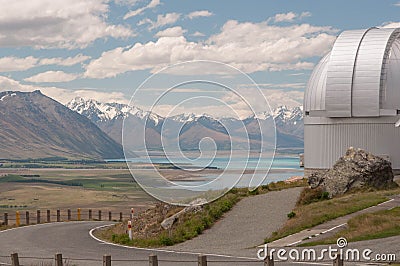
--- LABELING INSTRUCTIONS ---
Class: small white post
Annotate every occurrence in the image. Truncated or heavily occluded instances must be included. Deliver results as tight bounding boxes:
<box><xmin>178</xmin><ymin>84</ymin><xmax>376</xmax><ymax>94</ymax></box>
<box><xmin>128</xmin><ymin>220</ymin><xmax>132</xmax><ymax>240</ymax></box>
<box><xmin>130</xmin><ymin>208</ymin><xmax>134</xmax><ymax>220</ymax></box>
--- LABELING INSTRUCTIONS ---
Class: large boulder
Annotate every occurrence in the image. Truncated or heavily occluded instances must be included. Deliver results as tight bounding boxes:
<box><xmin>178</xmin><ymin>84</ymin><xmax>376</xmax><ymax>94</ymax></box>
<box><xmin>308</xmin><ymin>147</ymin><xmax>396</xmax><ymax>197</ymax></box>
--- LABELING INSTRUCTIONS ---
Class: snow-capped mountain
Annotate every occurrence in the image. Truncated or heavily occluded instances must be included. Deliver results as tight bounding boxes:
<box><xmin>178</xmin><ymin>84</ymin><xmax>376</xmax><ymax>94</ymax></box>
<box><xmin>66</xmin><ymin>98</ymin><xmax>304</xmax><ymax>150</ymax></box>
<box><xmin>67</xmin><ymin>97</ymin><xmax>162</xmax><ymax>125</ymax></box>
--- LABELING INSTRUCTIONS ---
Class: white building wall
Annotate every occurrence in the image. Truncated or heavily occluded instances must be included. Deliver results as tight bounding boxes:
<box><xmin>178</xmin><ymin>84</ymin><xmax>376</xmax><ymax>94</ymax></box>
<box><xmin>304</xmin><ymin>117</ymin><xmax>400</xmax><ymax>169</ymax></box>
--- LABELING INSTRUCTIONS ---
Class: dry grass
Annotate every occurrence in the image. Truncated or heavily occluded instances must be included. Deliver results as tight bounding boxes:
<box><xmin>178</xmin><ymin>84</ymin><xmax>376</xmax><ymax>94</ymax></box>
<box><xmin>265</xmin><ymin>187</ymin><xmax>400</xmax><ymax>243</ymax></box>
<box><xmin>303</xmin><ymin>207</ymin><xmax>400</xmax><ymax>246</ymax></box>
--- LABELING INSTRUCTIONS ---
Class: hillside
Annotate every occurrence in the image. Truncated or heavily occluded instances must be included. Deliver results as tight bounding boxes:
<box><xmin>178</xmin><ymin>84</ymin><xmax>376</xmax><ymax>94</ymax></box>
<box><xmin>0</xmin><ymin>91</ymin><xmax>123</xmax><ymax>159</ymax></box>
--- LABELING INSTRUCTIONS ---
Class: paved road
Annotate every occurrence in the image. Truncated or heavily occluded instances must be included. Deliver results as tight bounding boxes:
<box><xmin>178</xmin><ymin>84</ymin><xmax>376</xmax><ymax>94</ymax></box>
<box><xmin>0</xmin><ymin>221</ymin><xmax>398</xmax><ymax>266</ymax></box>
<box><xmin>0</xmin><ymin>221</ymin><xmax>263</xmax><ymax>266</ymax></box>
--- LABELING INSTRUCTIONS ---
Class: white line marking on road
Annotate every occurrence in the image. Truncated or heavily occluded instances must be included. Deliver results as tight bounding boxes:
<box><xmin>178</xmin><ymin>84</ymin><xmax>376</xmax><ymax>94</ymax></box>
<box><xmin>321</xmin><ymin>223</ymin><xmax>347</xmax><ymax>234</ymax></box>
<box><xmin>88</xmin><ymin>224</ymin><xmax>260</xmax><ymax>261</ymax></box>
<box><xmin>378</xmin><ymin>199</ymin><xmax>394</xmax><ymax>206</ymax></box>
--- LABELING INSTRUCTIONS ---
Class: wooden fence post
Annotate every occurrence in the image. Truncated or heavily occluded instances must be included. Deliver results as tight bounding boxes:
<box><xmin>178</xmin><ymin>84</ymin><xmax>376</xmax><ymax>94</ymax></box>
<box><xmin>264</xmin><ymin>255</ymin><xmax>274</xmax><ymax>266</ymax></box>
<box><xmin>67</xmin><ymin>209</ymin><xmax>71</xmax><ymax>221</ymax></box>
<box><xmin>333</xmin><ymin>255</ymin><xmax>344</xmax><ymax>266</ymax></box>
<box><xmin>77</xmin><ymin>208</ymin><xmax>81</xmax><ymax>221</ymax></box>
<box><xmin>57</xmin><ymin>210</ymin><xmax>60</xmax><ymax>222</ymax></box>
<box><xmin>37</xmin><ymin>210</ymin><xmax>40</xmax><ymax>224</ymax></box>
<box><xmin>15</xmin><ymin>211</ymin><xmax>20</xmax><ymax>227</ymax></box>
<box><xmin>98</xmin><ymin>210</ymin><xmax>102</xmax><ymax>221</ymax></box>
<box><xmin>108</xmin><ymin>211</ymin><xmax>112</xmax><ymax>221</ymax></box>
<box><xmin>55</xmin><ymin>253</ymin><xmax>63</xmax><ymax>266</ymax></box>
<box><xmin>198</xmin><ymin>254</ymin><xmax>207</xmax><ymax>266</ymax></box>
<box><xmin>89</xmin><ymin>209</ymin><xmax>92</xmax><ymax>220</ymax></box>
<box><xmin>11</xmin><ymin>253</ymin><xmax>19</xmax><ymax>266</ymax></box>
<box><xmin>25</xmin><ymin>211</ymin><xmax>29</xmax><ymax>225</ymax></box>
<box><xmin>103</xmin><ymin>255</ymin><xmax>111</xmax><ymax>266</ymax></box>
<box><xmin>149</xmin><ymin>254</ymin><xmax>158</xmax><ymax>266</ymax></box>
<box><xmin>119</xmin><ymin>212</ymin><xmax>123</xmax><ymax>222</ymax></box>
<box><xmin>4</xmin><ymin>213</ymin><xmax>8</xmax><ymax>226</ymax></box>
<box><xmin>47</xmin><ymin>210</ymin><xmax>51</xmax><ymax>223</ymax></box>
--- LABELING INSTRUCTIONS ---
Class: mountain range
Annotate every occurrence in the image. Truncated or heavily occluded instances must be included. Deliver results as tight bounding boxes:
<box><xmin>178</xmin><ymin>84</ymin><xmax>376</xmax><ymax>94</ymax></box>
<box><xmin>67</xmin><ymin>97</ymin><xmax>304</xmax><ymax>152</ymax></box>
<box><xmin>0</xmin><ymin>91</ymin><xmax>123</xmax><ymax>160</ymax></box>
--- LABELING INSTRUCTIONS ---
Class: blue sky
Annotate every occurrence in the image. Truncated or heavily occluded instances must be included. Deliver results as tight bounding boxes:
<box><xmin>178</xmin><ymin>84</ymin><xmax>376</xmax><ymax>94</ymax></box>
<box><xmin>0</xmin><ymin>0</ymin><xmax>399</xmax><ymax>117</ymax></box>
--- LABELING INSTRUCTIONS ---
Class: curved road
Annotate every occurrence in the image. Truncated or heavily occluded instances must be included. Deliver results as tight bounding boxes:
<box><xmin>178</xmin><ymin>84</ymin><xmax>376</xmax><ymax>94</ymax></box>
<box><xmin>0</xmin><ymin>221</ymin><xmax>261</xmax><ymax>265</ymax></box>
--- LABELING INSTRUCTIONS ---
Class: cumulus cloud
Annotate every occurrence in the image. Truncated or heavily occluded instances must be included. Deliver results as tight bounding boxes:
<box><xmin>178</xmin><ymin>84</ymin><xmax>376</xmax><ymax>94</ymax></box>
<box><xmin>155</xmin><ymin>26</ymin><xmax>187</xmax><ymax>37</ymax></box>
<box><xmin>273</xmin><ymin>11</ymin><xmax>311</xmax><ymax>23</ymax></box>
<box><xmin>0</xmin><ymin>54</ymin><xmax>90</xmax><ymax>72</ymax></box>
<box><xmin>0</xmin><ymin>0</ymin><xmax>134</xmax><ymax>49</ymax></box>
<box><xmin>85</xmin><ymin>19</ymin><xmax>337</xmax><ymax>78</ymax></box>
<box><xmin>39</xmin><ymin>54</ymin><xmax>91</xmax><ymax>66</ymax></box>
<box><xmin>191</xmin><ymin>31</ymin><xmax>206</xmax><ymax>37</ymax></box>
<box><xmin>187</xmin><ymin>10</ymin><xmax>213</xmax><ymax>19</ymax></box>
<box><xmin>138</xmin><ymin>13</ymin><xmax>181</xmax><ymax>30</ymax></box>
<box><xmin>0</xmin><ymin>56</ymin><xmax>39</xmax><ymax>72</ymax></box>
<box><xmin>24</xmin><ymin>71</ymin><xmax>80</xmax><ymax>83</ymax></box>
<box><xmin>0</xmin><ymin>76</ymin><xmax>128</xmax><ymax>104</ymax></box>
<box><xmin>123</xmin><ymin>0</ymin><xmax>160</xmax><ymax>19</ymax></box>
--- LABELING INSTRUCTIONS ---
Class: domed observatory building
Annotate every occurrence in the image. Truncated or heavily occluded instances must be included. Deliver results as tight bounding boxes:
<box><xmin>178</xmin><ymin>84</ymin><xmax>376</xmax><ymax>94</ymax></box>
<box><xmin>304</xmin><ymin>27</ymin><xmax>400</xmax><ymax>171</ymax></box>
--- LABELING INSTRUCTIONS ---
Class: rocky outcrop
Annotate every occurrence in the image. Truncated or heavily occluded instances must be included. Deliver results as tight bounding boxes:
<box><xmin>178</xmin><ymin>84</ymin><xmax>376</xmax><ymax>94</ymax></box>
<box><xmin>308</xmin><ymin>147</ymin><xmax>396</xmax><ymax>197</ymax></box>
<box><xmin>161</xmin><ymin>198</ymin><xmax>207</xmax><ymax>230</ymax></box>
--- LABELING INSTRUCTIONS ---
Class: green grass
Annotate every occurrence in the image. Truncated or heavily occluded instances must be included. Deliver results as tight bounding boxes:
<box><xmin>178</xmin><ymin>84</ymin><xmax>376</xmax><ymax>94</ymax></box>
<box><xmin>302</xmin><ymin>207</ymin><xmax>400</xmax><ymax>246</ymax></box>
<box><xmin>95</xmin><ymin>179</ymin><xmax>308</xmax><ymax>248</ymax></box>
<box><xmin>265</xmin><ymin>187</ymin><xmax>400</xmax><ymax>243</ymax></box>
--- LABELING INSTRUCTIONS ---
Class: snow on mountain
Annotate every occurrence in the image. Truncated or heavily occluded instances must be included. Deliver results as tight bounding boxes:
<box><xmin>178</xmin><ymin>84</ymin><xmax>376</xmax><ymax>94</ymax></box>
<box><xmin>66</xmin><ymin>97</ymin><xmax>162</xmax><ymax>125</ymax></box>
<box><xmin>67</xmin><ymin>97</ymin><xmax>303</xmax><ymax>125</ymax></box>
<box><xmin>251</xmin><ymin>105</ymin><xmax>303</xmax><ymax>125</ymax></box>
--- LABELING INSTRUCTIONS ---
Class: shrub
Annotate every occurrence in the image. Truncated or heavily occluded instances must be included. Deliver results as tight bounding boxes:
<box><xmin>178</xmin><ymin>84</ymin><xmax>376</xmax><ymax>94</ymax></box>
<box><xmin>287</xmin><ymin>211</ymin><xmax>296</xmax><ymax>219</ymax></box>
<box><xmin>297</xmin><ymin>187</ymin><xmax>329</xmax><ymax>205</ymax></box>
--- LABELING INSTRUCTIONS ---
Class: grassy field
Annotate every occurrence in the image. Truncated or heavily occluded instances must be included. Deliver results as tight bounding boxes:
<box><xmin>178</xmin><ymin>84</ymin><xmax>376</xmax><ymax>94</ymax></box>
<box><xmin>265</xmin><ymin>186</ymin><xmax>400</xmax><ymax>243</ymax></box>
<box><xmin>302</xmin><ymin>206</ymin><xmax>400</xmax><ymax>246</ymax></box>
<box><xmin>0</xmin><ymin>169</ymin><xmax>154</xmax><ymax>216</ymax></box>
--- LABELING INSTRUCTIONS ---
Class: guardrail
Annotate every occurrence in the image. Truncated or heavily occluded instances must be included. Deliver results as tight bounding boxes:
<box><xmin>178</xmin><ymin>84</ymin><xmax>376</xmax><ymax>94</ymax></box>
<box><xmin>0</xmin><ymin>209</ymin><xmax>125</xmax><ymax>226</ymax></box>
<box><xmin>0</xmin><ymin>253</ymin><xmax>353</xmax><ymax>266</ymax></box>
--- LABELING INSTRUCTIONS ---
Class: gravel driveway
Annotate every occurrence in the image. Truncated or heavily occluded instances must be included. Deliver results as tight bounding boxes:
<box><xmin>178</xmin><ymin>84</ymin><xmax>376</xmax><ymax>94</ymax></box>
<box><xmin>165</xmin><ymin>187</ymin><xmax>303</xmax><ymax>258</ymax></box>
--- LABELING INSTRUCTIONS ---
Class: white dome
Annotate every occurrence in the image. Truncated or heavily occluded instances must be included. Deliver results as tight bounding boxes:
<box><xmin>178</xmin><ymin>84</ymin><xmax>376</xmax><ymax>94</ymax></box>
<box><xmin>304</xmin><ymin>27</ymin><xmax>400</xmax><ymax>117</ymax></box>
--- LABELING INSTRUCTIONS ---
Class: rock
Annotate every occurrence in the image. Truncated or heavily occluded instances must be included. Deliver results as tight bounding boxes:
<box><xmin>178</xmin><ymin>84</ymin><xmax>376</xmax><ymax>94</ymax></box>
<box><xmin>308</xmin><ymin>147</ymin><xmax>396</xmax><ymax>197</ymax></box>
<box><xmin>161</xmin><ymin>198</ymin><xmax>207</xmax><ymax>230</ymax></box>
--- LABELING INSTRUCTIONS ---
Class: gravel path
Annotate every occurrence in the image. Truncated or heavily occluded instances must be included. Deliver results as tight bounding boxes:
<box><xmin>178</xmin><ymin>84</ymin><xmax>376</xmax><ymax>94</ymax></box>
<box><xmin>165</xmin><ymin>187</ymin><xmax>303</xmax><ymax>257</ymax></box>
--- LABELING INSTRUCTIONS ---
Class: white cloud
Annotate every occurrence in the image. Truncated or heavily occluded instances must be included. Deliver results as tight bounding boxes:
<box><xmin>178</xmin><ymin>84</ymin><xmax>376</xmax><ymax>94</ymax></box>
<box><xmin>0</xmin><ymin>76</ymin><xmax>128</xmax><ymax>104</ymax></box>
<box><xmin>0</xmin><ymin>54</ymin><xmax>91</xmax><ymax>72</ymax></box>
<box><xmin>0</xmin><ymin>0</ymin><xmax>134</xmax><ymax>49</ymax></box>
<box><xmin>85</xmin><ymin>19</ymin><xmax>337</xmax><ymax>78</ymax></box>
<box><xmin>39</xmin><ymin>54</ymin><xmax>91</xmax><ymax>66</ymax></box>
<box><xmin>0</xmin><ymin>56</ymin><xmax>39</xmax><ymax>72</ymax></box>
<box><xmin>394</xmin><ymin>2</ymin><xmax>400</xmax><ymax>6</ymax></box>
<box><xmin>114</xmin><ymin>0</ymin><xmax>141</xmax><ymax>6</ymax></box>
<box><xmin>123</xmin><ymin>0</ymin><xmax>160</xmax><ymax>19</ymax></box>
<box><xmin>24</xmin><ymin>71</ymin><xmax>80</xmax><ymax>83</ymax></box>
<box><xmin>139</xmin><ymin>13</ymin><xmax>181</xmax><ymax>30</ymax></box>
<box><xmin>273</xmin><ymin>11</ymin><xmax>311</xmax><ymax>23</ymax></box>
<box><xmin>155</xmin><ymin>26</ymin><xmax>186</xmax><ymax>37</ymax></box>
<box><xmin>187</xmin><ymin>10</ymin><xmax>213</xmax><ymax>19</ymax></box>
<box><xmin>191</xmin><ymin>31</ymin><xmax>205</xmax><ymax>37</ymax></box>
